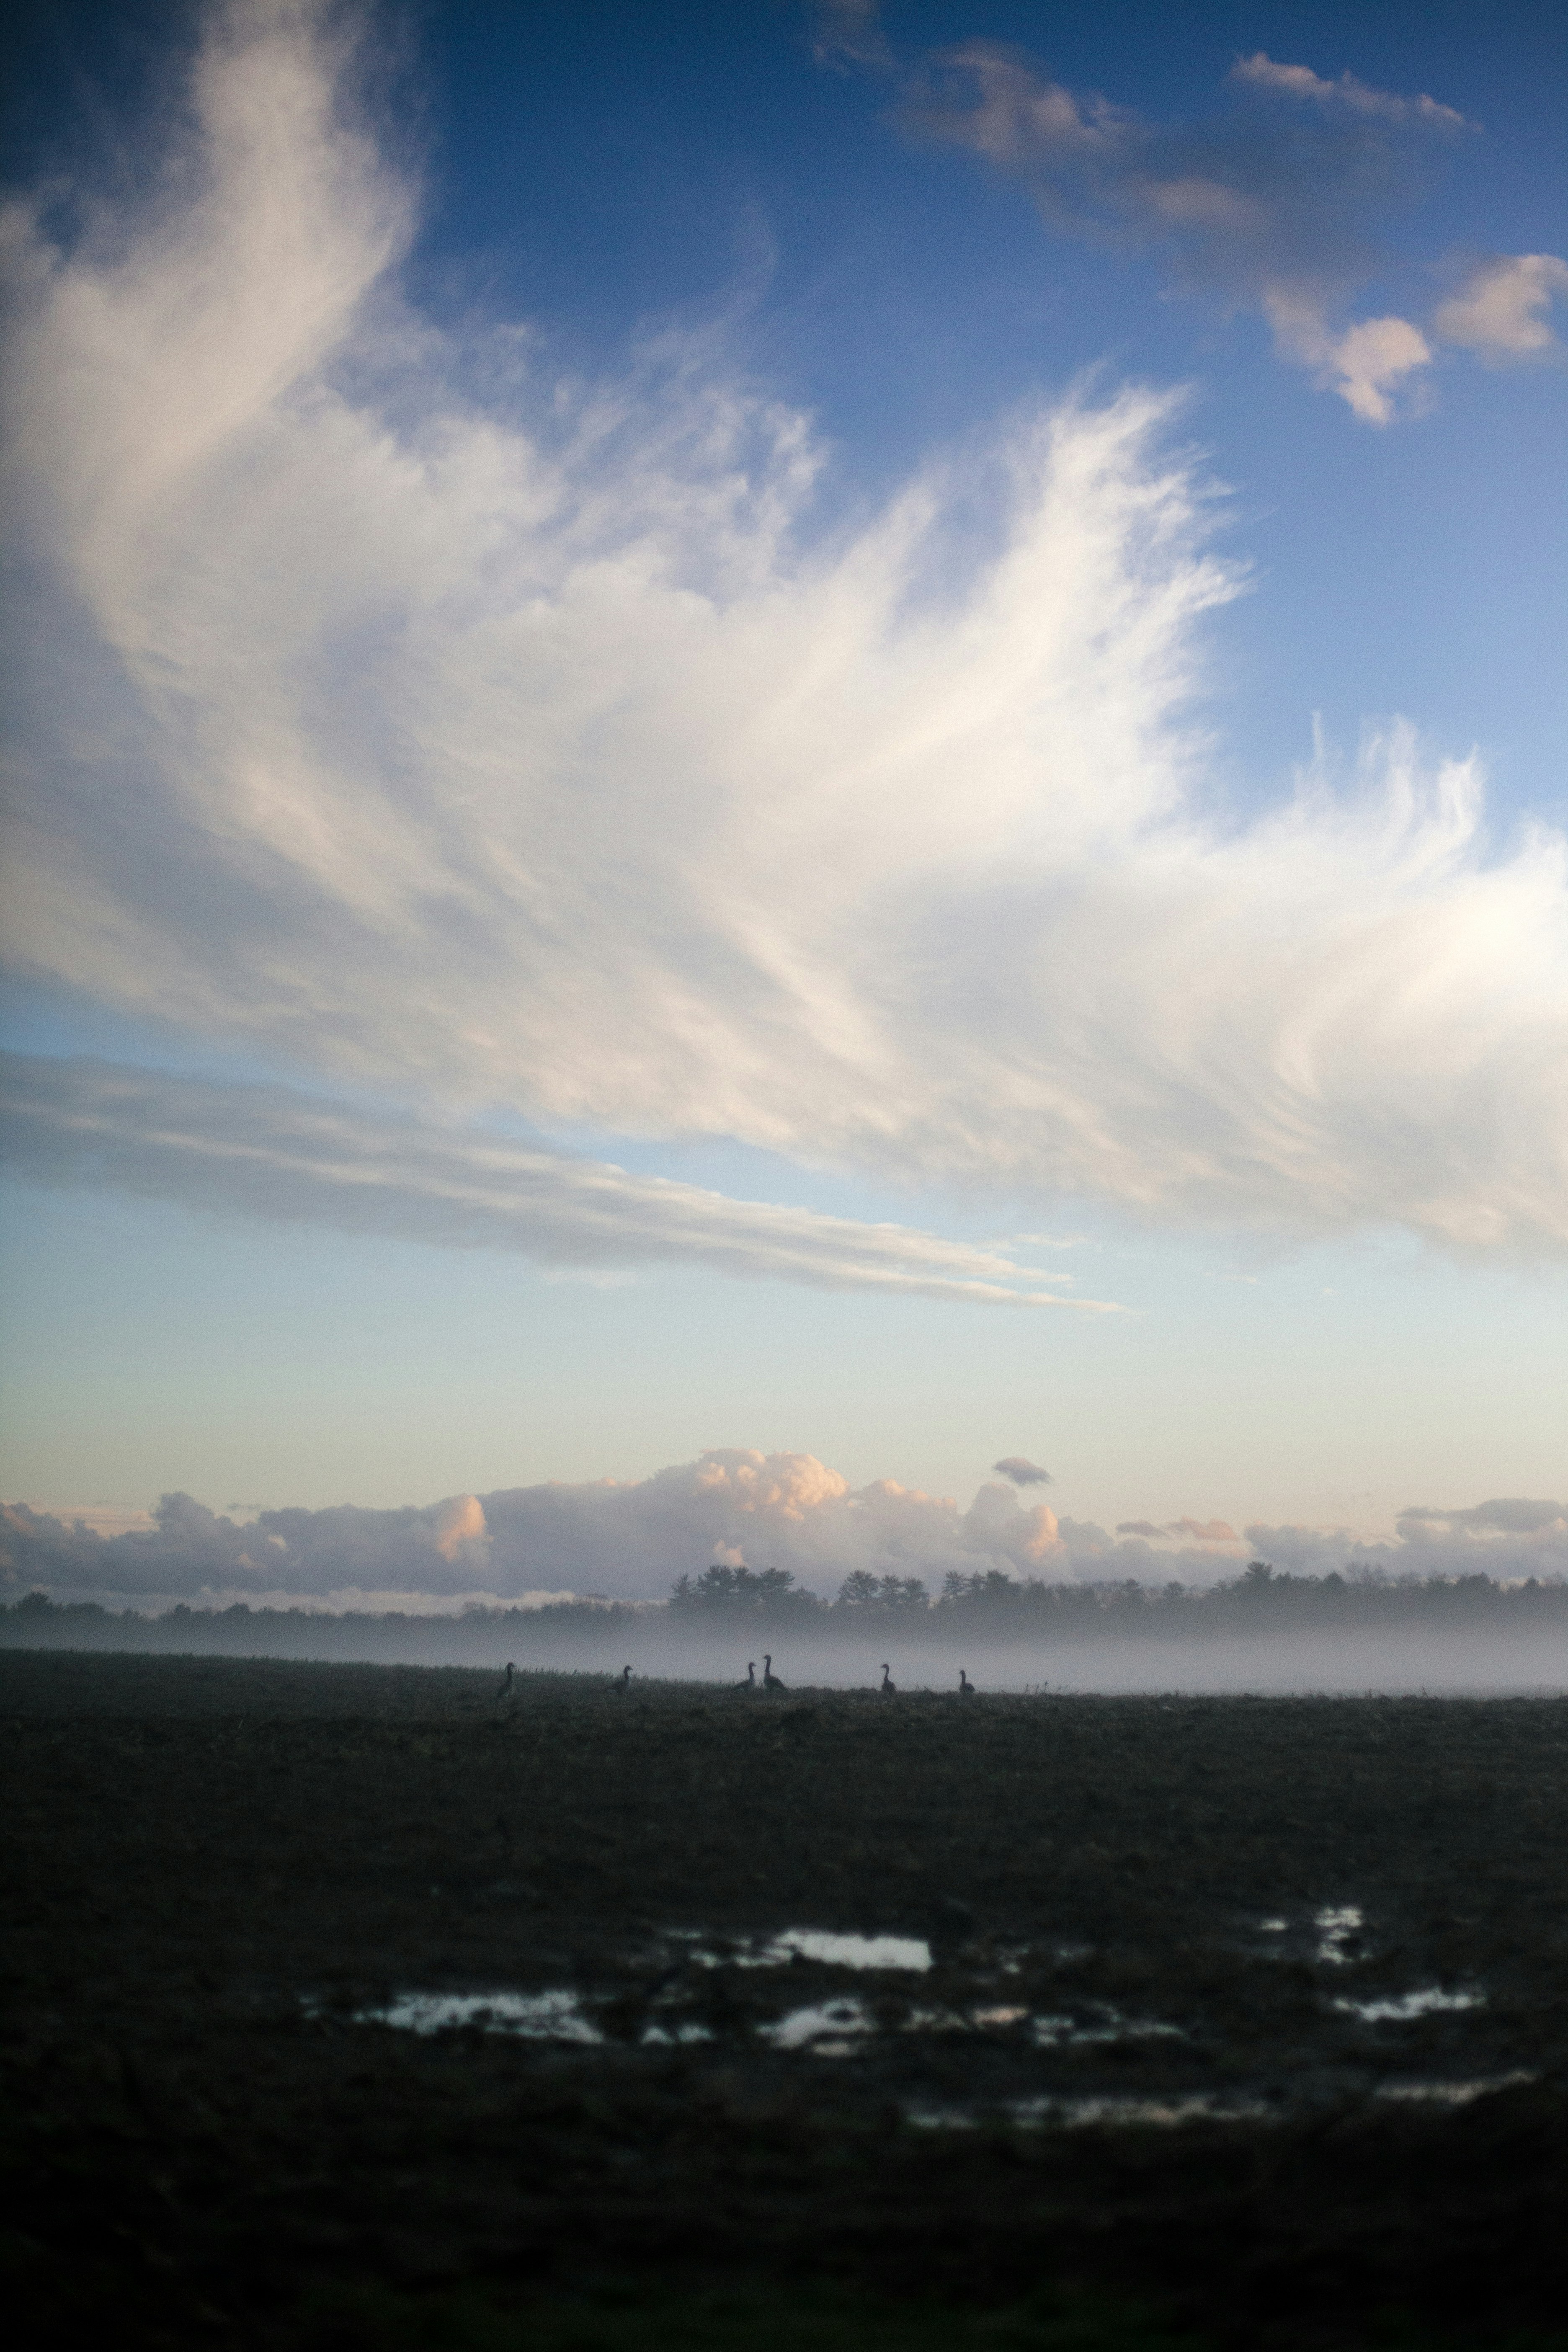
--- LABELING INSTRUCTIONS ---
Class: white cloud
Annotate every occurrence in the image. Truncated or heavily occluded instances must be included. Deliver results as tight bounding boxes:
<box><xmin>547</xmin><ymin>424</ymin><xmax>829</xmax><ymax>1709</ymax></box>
<box><xmin>1265</xmin><ymin>294</ymin><xmax>1432</xmax><ymax>423</ymax></box>
<box><xmin>3</xmin><ymin>2</ymin><xmax>1567</xmax><ymax>1256</ymax></box>
<box><xmin>1325</xmin><ymin>315</ymin><xmax>1433</xmax><ymax>423</ymax></box>
<box><xmin>1</xmin><ymin>1453</ymin><xmax>1076</xmax><ymax>1601</ymax></box>
<box><xmin>1246</xmin><ymin>1500</ymin><xmax>1568</xmax><ymax>1583</ymax></box>
<box><xmin>0</xmin><ymin>1055</ymin><xmax>1114</xmax><ymax>1308</ymax></box>
<box><xmin>1228</xmin><ymin>54</ymin><xmax>1469</xmax><ymax>131</ymax></box>
<box><xmin>1434</xmin><ymin>254</ymin><xmax>1568</xmax><ymax>357</ymax></box>
<box><xmin>8</xmin><ymin>1459</ymin><xmax>1564</xmax><ymax>1607</ymax></box>
<box><xmin>905</xmin><ymin>40</ymin><xmax>1460</xmax><ymax>419</ymax></box>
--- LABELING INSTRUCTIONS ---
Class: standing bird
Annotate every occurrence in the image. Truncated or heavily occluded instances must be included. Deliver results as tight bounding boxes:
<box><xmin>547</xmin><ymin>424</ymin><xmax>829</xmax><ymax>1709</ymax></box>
<box><xmin>880</xmin><ymin>1663</ymin><xmax>896</xmax><ymax>1696</ymax></box>
<box><xmin>735</xmin><ymin>1661</ymin><xmax>756</xmax><ymax>1692</ymax></box>
<box><xmin>762</xmin><ymin>1654</ymin><xmax>786</xmax><ymax>1692</ymax></box>
<box><xmin>614</xmin><ymin>1664</ymin><xmax>633</xmax><ymax>1694</ymax></box>
<box><xmin>496</xmin><ymin>1661</ymin><xmax>516</xmax><ymax>1704</ymax></box>
<box><xmin>958</xmin><ymin>1669</ymin><xmax>977</xmax><ymax>1696</ymax></box>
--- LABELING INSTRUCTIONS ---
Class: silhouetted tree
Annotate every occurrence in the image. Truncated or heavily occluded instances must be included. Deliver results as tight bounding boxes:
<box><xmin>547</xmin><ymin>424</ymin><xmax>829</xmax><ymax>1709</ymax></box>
<box><xmin>669</xmin><ymin>1563</ymin><xmax>821</xmax><ymax>1618</ymax></box>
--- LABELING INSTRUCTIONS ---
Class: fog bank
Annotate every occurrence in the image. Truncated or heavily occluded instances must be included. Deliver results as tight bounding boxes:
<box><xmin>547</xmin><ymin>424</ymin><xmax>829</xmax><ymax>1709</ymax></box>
<box><xmin>6</xmin><ymin>1591</ymin><xmax>1564</xmax><ymax>1695</ymax></box>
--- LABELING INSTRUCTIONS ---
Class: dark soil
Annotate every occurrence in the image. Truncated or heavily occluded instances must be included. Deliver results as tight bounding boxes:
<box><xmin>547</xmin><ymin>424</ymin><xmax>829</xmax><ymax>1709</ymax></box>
<box><xmin>5</xmin><ymin>1651</ymin><xmax>1567</xmax><ymax>2350</ymax></box>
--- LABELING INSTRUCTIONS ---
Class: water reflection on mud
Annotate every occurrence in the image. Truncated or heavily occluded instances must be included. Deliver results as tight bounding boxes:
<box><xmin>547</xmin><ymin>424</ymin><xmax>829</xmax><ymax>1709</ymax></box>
<box><xmin>678</xmin><ymin>1926</ymin><xmax>933</xmax><ymax>1972</ymax></box>
<box><xmin>1336</xmin><ymin>1987</ymin><xmax>1483</xmax><ymax>2022</ymax></box>
<box><xmin>761</xmin><ymin>1998</ymin><xmax>874</xmax><ymax>2053</ymax></box>
<box><xmin>1374</xmin><ymin>2070</ymin><xmax>1537</xmax><ymax>2106</ymax></box>
<box><xmin>910</xmin><ymin>2091</ymin><xmax>1271</xmax><ymax>2132</ymax></box>
<box><xmin>338</xmin><ymin>1896</ymin><xmax>1525</xmax><ymax>2128</ymax></box>
<box><xmin>360</xmin><ymin>1989</ymin><xmax>603</xmax><ymax>2043</ymax></box>
<box><xmin>1313</xmin><ymin>1904</ymin><xmax>1365</xmax><ymax>1963</ymax></box>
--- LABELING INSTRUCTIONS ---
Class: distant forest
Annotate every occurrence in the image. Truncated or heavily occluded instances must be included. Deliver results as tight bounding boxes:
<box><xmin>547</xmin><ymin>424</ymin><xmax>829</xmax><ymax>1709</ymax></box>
<box><xmin>2</xmin><ymin>1558</ymin><xmax>1565</xmax><ymax>1662</ymax></box>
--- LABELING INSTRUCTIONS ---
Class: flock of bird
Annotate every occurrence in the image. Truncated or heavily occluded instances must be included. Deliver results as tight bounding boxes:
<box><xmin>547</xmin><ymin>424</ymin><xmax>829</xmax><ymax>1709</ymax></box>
<box><xmin>495</xmin><ymin>1658</ymin><xmax>980</xmax><ymax>1701</ymax></box>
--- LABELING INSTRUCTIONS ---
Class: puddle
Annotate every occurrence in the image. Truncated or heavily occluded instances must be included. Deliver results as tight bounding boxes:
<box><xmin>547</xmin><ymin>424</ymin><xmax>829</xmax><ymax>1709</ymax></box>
<box><xmin>1032</xmin><ymin>2008</ymin><xmax>1183</xmax><ymax>2049</ymax></box>
<box><xmin>1336</xmin><ymin>1988</ymin><xmax>1483</xmax><ymax>2023</ymax></box>
<box><xmin>1026</xmin><ymin>2092</ymin><xmax>1269</xmax><ymax>2130</ymax></box>
<box><xmin>910</xmin><ymin>2092</ymin><xmax>1268</xmax><ymax>2132</ymax></box>
<box><xmin>689</xmin><ymin>1929</ymin><xmax>933</xmax><ymax>1973</ymax></box>
<box><xmin>1256</xmin><ymin>1905</ymin><xmax>1367</xmax><ymax>1963</ymax></box>
<box><xmin>760</xmin><ymin>1998</ymin><xmax>874</xmax><ymax>2053</ymax></box>
<box><xmin>358</xmin><ymin>1990</ymin><xmax>603</xmax><ymax>2043</ymax></box>
<box><xmin>894</xmin><ymin>2002</ymin><xmax>1183</xmax><ymax>2047</ymax></box>
<box><xmin>1314</xmin><ymin>1906</ymin><xmax>1364</xmax><ymax>1965</ymax></box>
<box><xmin>1375</xmin><ymin>2070</ymin><xmax>1536</xmax><ymax>2107</ymax></box>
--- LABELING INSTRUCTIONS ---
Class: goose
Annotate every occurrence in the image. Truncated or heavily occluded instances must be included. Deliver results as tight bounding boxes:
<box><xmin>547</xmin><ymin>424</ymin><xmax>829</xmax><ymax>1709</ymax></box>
<box><xmin>496</xmin><ymin>1661</ymin><xmax>516</xmax><ymax>1703</ymax></box>
<box><xmin>614</xmin><ymin>1664</ymin><xmax>633</xmax><ymax>1693</ymax></box>
<box><xmin>762</xmin><ymin>1654</ymin><xmax>787</xmax><ymax>1692</ymax></box>
<box><xmin>958</xmin><ymin>1669</ymin><xmax>976</xmax><ymax>1696</ymax></box>
<box><xmin>735</xmin><ymin>1661</ymin><xmax>757</xmax><ymax>1692</ymax></box>
<box><xmin>879</xmin><ymin>1663</ymin><xmax>896</xmax><ymax>1696</ymax></box>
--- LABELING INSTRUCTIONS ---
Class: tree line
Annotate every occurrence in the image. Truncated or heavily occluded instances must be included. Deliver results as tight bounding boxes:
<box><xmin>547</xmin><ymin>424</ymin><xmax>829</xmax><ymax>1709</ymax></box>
<box><xmin>668</xmin><ymin>1558</ymin><xmax>1568</xmax><ymax>1631</ymax></box>
<box><xmin>3</xmin><ymin>1557</ymin><xmax>1563</xmax><ymax>1659</ymax></box>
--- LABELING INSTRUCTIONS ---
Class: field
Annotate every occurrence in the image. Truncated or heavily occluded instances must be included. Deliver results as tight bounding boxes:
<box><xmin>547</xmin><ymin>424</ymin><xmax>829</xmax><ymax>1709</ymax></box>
<box><xmin>5</xmin><ymin>1651</ymin><xmax>1568</xmax><ymax>2350</ymax></box>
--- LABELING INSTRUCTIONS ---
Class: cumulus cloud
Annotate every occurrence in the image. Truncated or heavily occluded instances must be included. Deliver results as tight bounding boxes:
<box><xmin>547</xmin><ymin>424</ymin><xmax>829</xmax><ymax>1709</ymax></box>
<box><xmin>0</xmin><ymin>1054</ymin><xmax>1116</xmax><ymax>1308</ymax></box>
<box><xmin>900</xmin><ymin>39</ymin><xmax>1465</xmax><ymax>420</ymax></box>
<box><xmin>1246</xmin><ymin>1500</ymin><xmax>1568</xmax><ymax>1583</ymax></box>
<box><xmin>993</xmin><ymin>1456</ymin><xmax>1052</xmax><ymax>1485</ymax></box>
<box><xmin>1264</xmin><ymin>297</ymin><xmax>1432</xmax><ymax>424</ymax></box>
<box><xmin>1</xmin><ymin>1452</ymin><xmax>1074</xmax><ymax>1604</ymax></box>
<box><xmin>3</xmin><ymin>2</ymin><xmax>1566</xmax><ymax>1257</ymax></box>
<box><xmin>1117</xmin><ymin>1516</ymin><xmax>1240</xmax><ymax>1544</ymax></box>
<box><xmin>1434</xmin><ymin>254</ymin><xmax>1568</xmax><ymax>357</ymax></box>
<box><xmin>8</xmin><ymin>1458</ymin><xmax>1564</xmax><ymax>1608</ymax></box>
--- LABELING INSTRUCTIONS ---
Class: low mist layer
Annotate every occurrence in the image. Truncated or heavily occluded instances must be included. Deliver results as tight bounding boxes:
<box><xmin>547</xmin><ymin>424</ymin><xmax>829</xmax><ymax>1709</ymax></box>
<box><xmin>7</xmin><ymin>1560</ymin><xmax>1565</xmax><ymax>1694</ymax></box>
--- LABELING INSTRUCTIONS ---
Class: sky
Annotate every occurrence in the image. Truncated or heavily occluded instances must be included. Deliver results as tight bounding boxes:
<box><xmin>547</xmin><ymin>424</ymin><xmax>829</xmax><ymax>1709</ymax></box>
<box><xmin>0</xmin><ymin>0</ymin><xmax>1564</xmax><ymax>1606</ymax></box>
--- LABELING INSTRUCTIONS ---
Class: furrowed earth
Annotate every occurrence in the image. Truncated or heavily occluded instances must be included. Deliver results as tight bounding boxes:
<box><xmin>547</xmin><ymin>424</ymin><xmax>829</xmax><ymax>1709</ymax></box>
<box><xmin>5</xmin><ymin>1652</ymin><xmax>1568</xmax><ymax>2350</ymax></box>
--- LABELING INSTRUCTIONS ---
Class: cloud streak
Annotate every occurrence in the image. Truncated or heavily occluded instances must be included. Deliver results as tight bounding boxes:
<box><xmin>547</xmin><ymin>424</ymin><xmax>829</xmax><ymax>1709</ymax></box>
<box><xmin>2</xmin><ymin>2</ymin><xmax>1565</xmax><ymax>1258</ymax></box>
<box><xmin>1227</xmin><ymin>53</ymin><xmax>1468</xmax><ymax>131</ymax></box>
<box><xmin>0</xmin><ymin>1055</ymin><xmax>1115</xmax><ymax>1308</ymax></box>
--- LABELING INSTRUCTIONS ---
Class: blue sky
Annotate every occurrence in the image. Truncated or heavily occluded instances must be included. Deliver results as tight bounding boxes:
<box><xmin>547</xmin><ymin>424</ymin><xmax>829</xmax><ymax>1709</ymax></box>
<box><xmin>1</xmin><ymin>0</ymin><xmax>1564</xmax><ymax>1601</ymax></box>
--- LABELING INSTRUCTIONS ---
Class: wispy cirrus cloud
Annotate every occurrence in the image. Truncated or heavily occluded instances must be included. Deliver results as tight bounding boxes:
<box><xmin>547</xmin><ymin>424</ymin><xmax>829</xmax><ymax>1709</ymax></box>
<box><xmin>2</xmin><ymin>1</ymin><xmax>1566</xmax><ymax>1268</ymax></box>
<box><xmin>807</xmin><ymin>0</ymin><xmax>891</xmax><ymax>72</ymax></box>
<box><xmin>0</xmin><ymin>1055</ymin><xmax>1113</xmax><ymax>1309</ymax></box>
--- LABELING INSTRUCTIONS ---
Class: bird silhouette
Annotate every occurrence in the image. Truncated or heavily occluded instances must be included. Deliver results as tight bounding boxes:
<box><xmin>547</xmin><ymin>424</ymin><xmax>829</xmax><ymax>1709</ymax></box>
<box><xmin>735</xmin><ymin>1661</ymin><xmax>756</xmax><ymax>1691</ymax></box>
<box><xmin>614</xmin><ymin>1664</ymin><xmax>632</xmax><ymax>1693</ymax></box>
<box><xmin>880</xmin><ymin>1663</ymin><xmax>896</xmax><ymax>1696</ymax></box>
<box><xmin>762</xmin><ymin>1653</ymin><xmax>786</xmax><ymax>1692</ymax></box>
<box><xmin>497</xmin><ymin>1660</ymin><xmax>516</xmax><ymax>1702</ymax></box>
<box><xmin>958</xmin><ymin>1669</ymin><xmax>976</xmax><ymax>1696</ymax></box>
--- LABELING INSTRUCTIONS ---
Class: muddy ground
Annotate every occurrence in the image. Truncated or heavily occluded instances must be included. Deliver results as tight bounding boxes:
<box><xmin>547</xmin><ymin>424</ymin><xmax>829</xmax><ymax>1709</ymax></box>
<box><xmin>5</xmin><ymin>1652</ymin><xmax>1568</xmax><ymax>2350</ymax></box>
